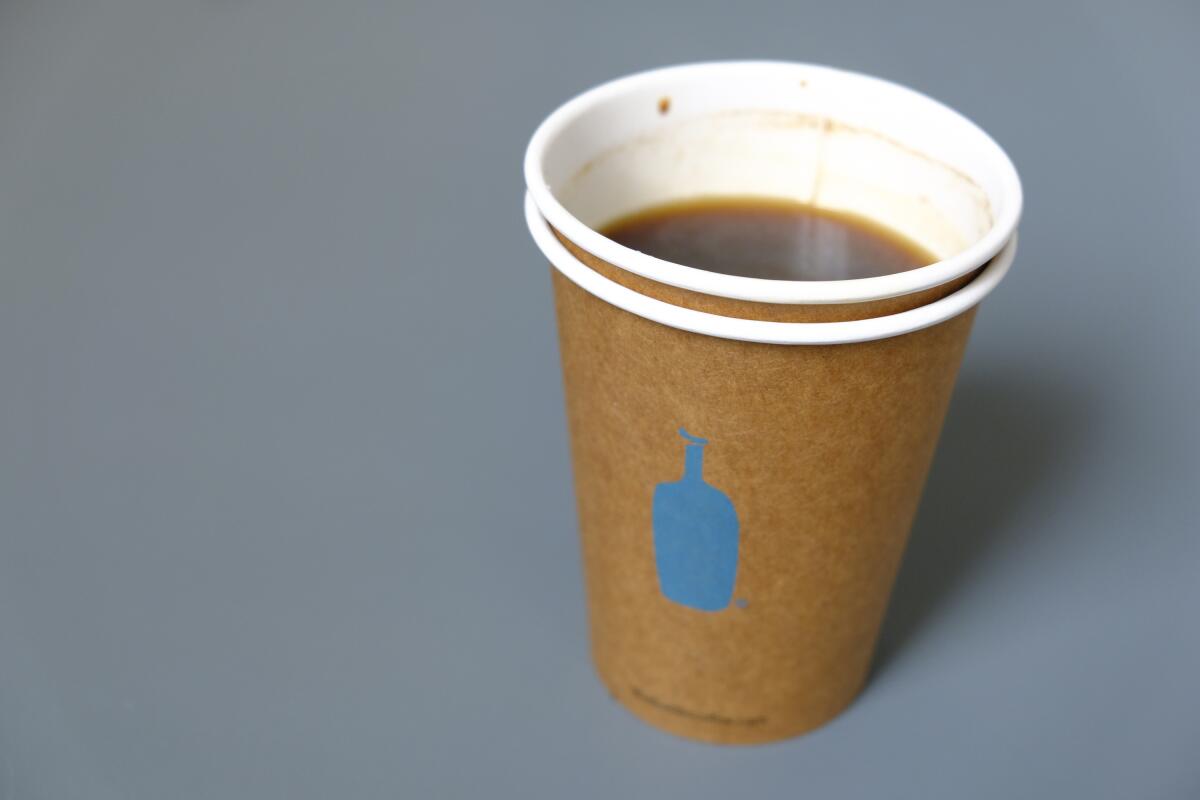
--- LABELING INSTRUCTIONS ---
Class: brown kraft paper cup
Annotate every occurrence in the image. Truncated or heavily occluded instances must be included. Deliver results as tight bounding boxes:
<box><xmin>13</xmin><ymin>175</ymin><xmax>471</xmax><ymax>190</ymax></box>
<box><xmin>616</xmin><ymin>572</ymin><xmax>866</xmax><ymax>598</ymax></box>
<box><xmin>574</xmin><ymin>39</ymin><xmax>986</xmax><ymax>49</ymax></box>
<box><xmin>524</xmin><ymin>62</ymin><xmax>1022</xmax><ymax>744</ymax></box>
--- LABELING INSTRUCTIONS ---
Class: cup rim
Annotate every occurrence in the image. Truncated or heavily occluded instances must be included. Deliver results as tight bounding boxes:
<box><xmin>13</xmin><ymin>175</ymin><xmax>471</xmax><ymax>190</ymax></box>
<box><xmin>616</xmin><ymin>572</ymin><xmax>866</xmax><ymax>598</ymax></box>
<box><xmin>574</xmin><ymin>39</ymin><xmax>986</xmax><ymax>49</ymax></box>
<box><xmin>524</xmin><ymin>60</ymin><xmax>1023</xmax><ymax>305</ymax></box>
<box><xmin>526</xmin><ymin>193</ymin><xmax>1016</xmax><ymax>344</ymax></box>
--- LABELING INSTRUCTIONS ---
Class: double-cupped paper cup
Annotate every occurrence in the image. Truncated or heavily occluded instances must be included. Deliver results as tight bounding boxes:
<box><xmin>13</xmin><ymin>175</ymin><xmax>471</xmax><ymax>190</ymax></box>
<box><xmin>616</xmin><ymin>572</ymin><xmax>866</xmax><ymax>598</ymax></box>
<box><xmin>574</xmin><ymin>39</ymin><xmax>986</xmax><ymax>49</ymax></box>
<box><xmin>524</xmin><ymin>61</ymin><xmax>1022</xmax><ymax>744</ymax></box>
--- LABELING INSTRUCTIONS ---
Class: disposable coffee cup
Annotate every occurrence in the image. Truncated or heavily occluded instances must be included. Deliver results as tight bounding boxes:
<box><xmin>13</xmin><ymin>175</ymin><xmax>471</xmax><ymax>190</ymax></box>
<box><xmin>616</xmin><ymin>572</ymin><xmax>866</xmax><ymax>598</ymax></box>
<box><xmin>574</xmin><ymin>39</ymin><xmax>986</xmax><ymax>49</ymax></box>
<box><xmin>523</xmin><ymin>61</ymin><xmax>1022</xmax><ymax>744</ymax></box>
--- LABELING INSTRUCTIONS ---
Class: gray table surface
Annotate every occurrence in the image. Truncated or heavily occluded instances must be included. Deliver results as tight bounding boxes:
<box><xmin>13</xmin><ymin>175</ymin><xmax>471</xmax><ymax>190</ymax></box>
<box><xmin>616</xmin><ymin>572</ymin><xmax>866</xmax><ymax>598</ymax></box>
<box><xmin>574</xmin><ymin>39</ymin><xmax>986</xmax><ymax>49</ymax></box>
<box><xmin>1</xmin><ymin>1</ymin><xmax>1197</xmax><ymax>798</ymax></box>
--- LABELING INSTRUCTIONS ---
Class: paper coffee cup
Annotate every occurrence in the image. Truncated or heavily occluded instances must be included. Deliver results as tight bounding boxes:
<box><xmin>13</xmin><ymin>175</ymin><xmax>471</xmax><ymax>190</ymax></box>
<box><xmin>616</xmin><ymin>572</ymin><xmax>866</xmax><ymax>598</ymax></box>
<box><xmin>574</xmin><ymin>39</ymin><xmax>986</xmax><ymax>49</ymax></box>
<box><xmin>524</xmin><ymin>62</ymin><xmax>1022</xmax><ymax>744</ymax></box>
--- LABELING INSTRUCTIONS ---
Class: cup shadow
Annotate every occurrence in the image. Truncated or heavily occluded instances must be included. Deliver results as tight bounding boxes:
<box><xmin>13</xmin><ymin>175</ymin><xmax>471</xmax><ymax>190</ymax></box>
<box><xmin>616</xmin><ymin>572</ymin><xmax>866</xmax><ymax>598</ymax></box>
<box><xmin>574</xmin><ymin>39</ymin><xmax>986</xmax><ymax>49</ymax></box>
<box><xmin>871</xmin><ymin>366</ymin><xmax>1093</xmax><ymax>674</ymax></box>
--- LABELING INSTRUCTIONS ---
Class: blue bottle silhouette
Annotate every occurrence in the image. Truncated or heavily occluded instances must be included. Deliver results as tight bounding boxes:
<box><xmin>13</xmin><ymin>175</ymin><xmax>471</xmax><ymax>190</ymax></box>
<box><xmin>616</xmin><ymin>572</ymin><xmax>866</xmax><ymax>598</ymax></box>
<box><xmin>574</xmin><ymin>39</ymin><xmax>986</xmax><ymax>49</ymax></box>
<box><xmin>652</xmin><ymin>428</ymin><xmax>740</xmax><ymax>611</ymax></box>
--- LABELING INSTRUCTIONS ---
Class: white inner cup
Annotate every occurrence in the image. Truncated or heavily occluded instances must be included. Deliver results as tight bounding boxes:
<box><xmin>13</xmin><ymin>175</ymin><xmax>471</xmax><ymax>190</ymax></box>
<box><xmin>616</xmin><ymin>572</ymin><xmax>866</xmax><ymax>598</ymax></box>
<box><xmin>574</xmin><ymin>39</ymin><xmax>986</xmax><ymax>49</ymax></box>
<box><xmin>524</xmin><ymin>61</ymin><xmax>1022</xmax><ymax>311</ymax></box>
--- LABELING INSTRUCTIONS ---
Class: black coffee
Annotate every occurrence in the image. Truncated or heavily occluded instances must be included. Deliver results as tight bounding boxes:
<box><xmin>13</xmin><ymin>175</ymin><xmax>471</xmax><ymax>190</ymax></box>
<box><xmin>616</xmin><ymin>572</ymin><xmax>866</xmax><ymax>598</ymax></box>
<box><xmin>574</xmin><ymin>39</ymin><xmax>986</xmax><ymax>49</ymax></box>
<box><xmin>601</xmin><ymin>197</ymin><xmax>936</xmax><ymax>281</ymax></box>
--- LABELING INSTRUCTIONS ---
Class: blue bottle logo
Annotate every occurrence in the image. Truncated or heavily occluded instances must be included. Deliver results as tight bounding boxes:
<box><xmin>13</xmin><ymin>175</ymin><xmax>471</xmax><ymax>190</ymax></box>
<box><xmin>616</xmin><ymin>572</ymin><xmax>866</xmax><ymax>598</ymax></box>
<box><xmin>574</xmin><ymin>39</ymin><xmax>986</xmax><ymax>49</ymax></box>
<box><xmin>651</xmin><ymin>428</ymin><xmax>740</xmax><ymax>611</ymax></box>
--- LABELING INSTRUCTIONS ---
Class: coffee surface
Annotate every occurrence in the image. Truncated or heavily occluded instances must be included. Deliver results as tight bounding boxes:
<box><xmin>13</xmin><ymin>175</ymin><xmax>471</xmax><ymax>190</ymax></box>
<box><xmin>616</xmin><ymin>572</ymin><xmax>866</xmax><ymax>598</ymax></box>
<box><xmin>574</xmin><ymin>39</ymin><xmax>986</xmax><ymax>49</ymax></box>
<box><xmin>601</xmin><ymin>197</ymin><xmax>936</xmax><ymax>281</ymax></box>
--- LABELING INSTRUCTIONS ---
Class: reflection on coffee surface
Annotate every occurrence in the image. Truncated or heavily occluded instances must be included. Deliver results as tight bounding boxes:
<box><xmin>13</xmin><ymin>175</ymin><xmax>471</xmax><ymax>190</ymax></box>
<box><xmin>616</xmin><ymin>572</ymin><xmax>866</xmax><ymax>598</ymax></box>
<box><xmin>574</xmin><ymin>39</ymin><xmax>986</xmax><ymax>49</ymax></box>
<box><xmin>602</xmin><ymin>196</ymin><xmax>936</xmax><ymax>281</ymax></box>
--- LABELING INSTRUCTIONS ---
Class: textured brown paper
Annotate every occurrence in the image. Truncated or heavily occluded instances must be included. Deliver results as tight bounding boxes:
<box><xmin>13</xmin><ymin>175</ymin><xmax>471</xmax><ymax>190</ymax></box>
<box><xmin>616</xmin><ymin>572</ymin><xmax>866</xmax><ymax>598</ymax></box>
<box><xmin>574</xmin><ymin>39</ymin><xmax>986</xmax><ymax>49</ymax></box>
<box><xmin>550</xmin><ymin>242</ymin><xmax>977</xmax><ymax>744</ymax></box>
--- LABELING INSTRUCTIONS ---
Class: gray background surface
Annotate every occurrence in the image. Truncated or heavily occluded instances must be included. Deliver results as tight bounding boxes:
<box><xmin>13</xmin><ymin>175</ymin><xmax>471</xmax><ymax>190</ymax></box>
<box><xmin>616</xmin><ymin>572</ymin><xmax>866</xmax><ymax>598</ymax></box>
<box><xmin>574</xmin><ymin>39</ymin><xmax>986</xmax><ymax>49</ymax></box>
<box><xmin>1</xmin><ymin>1</ymin><xmax>1197</xmax><ymax>798</ymax></box>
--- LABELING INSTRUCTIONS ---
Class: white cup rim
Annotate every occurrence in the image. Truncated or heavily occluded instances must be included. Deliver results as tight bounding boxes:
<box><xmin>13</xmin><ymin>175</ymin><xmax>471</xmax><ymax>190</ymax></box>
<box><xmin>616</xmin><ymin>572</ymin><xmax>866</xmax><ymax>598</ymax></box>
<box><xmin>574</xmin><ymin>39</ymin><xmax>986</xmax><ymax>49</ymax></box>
<box><xmin>526</xmin><ymin>192</ymin><xmax>1016</xmax><ymax>345</ymax></box>
<box><xmin>524</xmin><ymin>60</ymin><xmax>1023</xmax><ymax>305</ymax></box>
